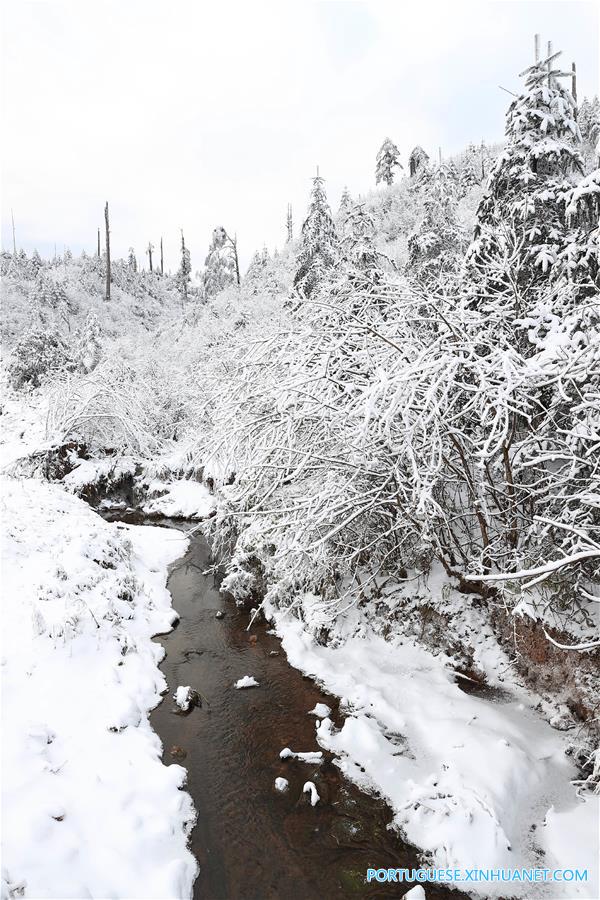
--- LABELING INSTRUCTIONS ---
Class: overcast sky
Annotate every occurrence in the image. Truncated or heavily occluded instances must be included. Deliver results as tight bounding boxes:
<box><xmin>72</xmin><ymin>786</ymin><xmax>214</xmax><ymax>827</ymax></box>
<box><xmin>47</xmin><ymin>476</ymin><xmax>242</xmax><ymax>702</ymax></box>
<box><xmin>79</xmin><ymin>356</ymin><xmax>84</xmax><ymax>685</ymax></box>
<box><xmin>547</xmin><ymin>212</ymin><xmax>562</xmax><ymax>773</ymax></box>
<box><xmin>1</xmin><ymin>1</ymin><xmax>598</xmax><ymax>271</ymax></box>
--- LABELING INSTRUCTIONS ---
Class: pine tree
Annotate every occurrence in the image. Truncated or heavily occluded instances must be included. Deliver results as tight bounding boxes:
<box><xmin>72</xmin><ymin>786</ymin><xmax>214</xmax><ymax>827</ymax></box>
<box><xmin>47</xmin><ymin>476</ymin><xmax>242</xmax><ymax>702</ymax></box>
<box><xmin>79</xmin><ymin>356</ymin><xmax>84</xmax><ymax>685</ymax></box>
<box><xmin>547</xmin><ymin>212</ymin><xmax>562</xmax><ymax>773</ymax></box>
<box><xmin>408</xmin><ymin>164</ymin><xmax>466</xmax><ymax>287</ymax></box>
<box><xmin>341</xmin><ymin>203</ymin><xmax>381</xmax><ymax>277</ymax></box>
<box><xmin>375</xmin><ymin>138</ymin><xmax>402</xmax><ymax>186</ymax></box>
<box><xmin>78</xmin><ymin>311</ymin><xmax>102</xmax><ymax>373</ymax></box>
<box><xmin>128</xmin><ymin>248</ymin><xmax>137</xmax><ymax>272</ymax></box>
<box><xmin>203</xmin><ymin>226</ymin><xmax>238</xmax><ymax>297</ymax></box>
<box><xmin>294</xmin><ymin>171</ymin><xmax>338</xmax><ymax>296</ymax></box>
<box><xmin>458</xmin><ymin>144</ymin><xmax>481</xmax><ymax>196</ymax></box>
<box><xmin>579</xmin><ymin>96</ymin><xmax>600</xmax><ymax>146</ymax></box>
<box><xmin>177</xmin><ymin>231</ymin><xmax>191</xmax><ymax>301</ymax></box>
<box><xmin>466</xmin><ymin>50</ymin><xmax>583</xmax><ymax>316</ymax></box>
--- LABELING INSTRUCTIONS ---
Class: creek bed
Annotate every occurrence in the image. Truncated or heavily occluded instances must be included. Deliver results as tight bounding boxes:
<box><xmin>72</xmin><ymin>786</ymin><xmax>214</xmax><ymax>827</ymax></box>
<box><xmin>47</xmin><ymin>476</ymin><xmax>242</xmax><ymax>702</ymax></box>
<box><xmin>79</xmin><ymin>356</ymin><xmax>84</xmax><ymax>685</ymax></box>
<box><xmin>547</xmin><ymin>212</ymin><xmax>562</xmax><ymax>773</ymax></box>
<box><xmin>109</xmin><ymin>514</ymin><xmax>464</xmax><ymax>899</ymax></box>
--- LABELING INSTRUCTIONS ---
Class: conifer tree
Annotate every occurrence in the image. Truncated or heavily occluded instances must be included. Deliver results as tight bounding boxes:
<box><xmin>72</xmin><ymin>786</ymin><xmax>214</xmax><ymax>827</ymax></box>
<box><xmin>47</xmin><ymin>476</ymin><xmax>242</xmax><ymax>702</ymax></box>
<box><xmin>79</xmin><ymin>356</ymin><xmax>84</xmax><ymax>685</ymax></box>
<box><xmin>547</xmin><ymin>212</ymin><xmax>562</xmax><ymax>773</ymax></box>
<box><xmin>203</xmin><ymin>226</ymin><xmax>238</xmax><ymax>297</ymax></box>
<box><xmin>294</xmin><ymin>171</ymin><xmax>338</xmax><ymax>296</ymax></box>
<box><xmin>177</xmin><ymin>231</ymin><xmax>191</xmax><ymax>301</ymax></box>
<box><xmin>128</xmin><ymin>248</ymin><xmax>137</xmax><ymax>272</ymax></box>
<box><xmin>466</xmin><ymin>50</ymin><xmax>583</xmax><ymax>316</ymax></box>
<box><xmin>375</xmin><ymin>138</ymin><xmax>402</xmax><ymax>186</ymax></box>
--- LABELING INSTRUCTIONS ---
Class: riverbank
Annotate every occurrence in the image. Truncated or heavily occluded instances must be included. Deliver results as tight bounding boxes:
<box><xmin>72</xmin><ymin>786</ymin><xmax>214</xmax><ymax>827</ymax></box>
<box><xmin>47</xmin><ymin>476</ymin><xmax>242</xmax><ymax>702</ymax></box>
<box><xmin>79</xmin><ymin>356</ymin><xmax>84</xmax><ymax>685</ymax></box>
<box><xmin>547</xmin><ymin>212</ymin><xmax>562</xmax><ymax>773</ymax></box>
<box><xmin>1</xmin><ymin>478</ymin><xmax>197</xmax><ymax>899</ymax></box>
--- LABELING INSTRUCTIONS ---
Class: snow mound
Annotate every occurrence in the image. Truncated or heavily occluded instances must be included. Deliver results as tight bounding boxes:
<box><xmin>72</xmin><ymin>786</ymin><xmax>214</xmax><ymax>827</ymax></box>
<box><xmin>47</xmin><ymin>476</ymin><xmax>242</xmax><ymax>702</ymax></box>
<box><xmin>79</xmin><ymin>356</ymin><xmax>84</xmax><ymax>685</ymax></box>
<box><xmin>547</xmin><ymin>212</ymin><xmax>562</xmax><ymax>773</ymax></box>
<box><xmin>308</xmin><ymin>703</ymin><xmax>331</xmax><ymax>718</ymax></box>
<box><xmin>143</xmin><ymin>479</ymin><xmax>215</xmax><ymax>520</ymax></box>
<box><xmin>302</xmin><ymin>781</ymin><xmax>320</xmax><ymax>806</ymax></box>
<box><xmin>174</xmin><ymin>686</ymin><xmax>194</xmax><ymax>711</ymax></box>
<box><xmin>274</xmin><ymin>777</ymin><xmax>289</xmax><ymax>792</ymax></box>
<box><xmin>234</xmin><ymin>675</ymin><xmax>259</xmax><ymax>689</ymax></box>
<box><xmin>279</xmin><ymin>748</ymin><xmax>323</xmax><ymax>764</ymax></box>
<box><xmin>1</xmin><ymin>478</ymin><xmax>197</xmax><ymax>899</ymax></box>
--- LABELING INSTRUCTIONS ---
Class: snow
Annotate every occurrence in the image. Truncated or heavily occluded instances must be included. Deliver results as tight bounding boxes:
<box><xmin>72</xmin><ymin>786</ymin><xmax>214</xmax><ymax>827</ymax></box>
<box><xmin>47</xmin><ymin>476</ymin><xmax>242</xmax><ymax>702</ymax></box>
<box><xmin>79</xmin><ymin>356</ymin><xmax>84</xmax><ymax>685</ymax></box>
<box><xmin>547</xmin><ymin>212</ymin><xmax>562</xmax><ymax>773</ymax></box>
<box><xmin>302</xmin><ymin>781</ymin><xmax>320</xmax><ymax>806</ymax></box>
<box><xmin>61</xmin><ymin>455</ymin><xmax>138</xmax><ymax>494</ymax></box>
<box><xmin>142</xmin><ymin>479</ymin><xmax>215</xmax><ymax>520</ymax></box>
<box><xmin>1</xmin><ymin>478</ymin><xmax>197</xmax><ymax>899</ymax></box>
<box><xmin>542</xmin><ymin>798</ymin><xmax>600</xmax><ymax>897</ymax></box>
<box><xmin>279</xmin><ymin>748</ymin><xmax>323</xmax><ymax>764</ymax></box>
<box><xmin>403</xmin><ymin>888</ymin><xmax>425</xmax><ymax>900</ymax></box>
<box><xmin>270</xmin><ymin>610</ymin><xmax>599</xmax><ymax>898</ymax></box>
<box><xmin>308</xmin><ymin>703</ymin><xmax>332</xmax><ymax>718</ymax></box>
<box><xmin>274</xmin><ymin>777</ymin><xmax>289</xmax><ymax>792</ymax></box>
<box><xmin>234</xmin><ymin>675</ymin><xmax>259</xmax><ymax>689</ymax></box>
<box><xmin>174</xmin><ymin>686</ymin><xmax>193</xmax><ymax>712</ymax></box>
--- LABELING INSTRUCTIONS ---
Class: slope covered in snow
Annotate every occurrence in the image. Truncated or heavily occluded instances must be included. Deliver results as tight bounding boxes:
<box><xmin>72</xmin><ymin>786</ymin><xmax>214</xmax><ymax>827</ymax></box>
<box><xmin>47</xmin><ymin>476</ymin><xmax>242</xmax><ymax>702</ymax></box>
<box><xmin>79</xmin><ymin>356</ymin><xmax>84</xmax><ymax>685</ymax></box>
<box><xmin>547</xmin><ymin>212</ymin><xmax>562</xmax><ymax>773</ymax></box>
<box><xmin>1</xmin><ymin>478</ymin><xmax>196</xmax><ymax>899</ymax></box>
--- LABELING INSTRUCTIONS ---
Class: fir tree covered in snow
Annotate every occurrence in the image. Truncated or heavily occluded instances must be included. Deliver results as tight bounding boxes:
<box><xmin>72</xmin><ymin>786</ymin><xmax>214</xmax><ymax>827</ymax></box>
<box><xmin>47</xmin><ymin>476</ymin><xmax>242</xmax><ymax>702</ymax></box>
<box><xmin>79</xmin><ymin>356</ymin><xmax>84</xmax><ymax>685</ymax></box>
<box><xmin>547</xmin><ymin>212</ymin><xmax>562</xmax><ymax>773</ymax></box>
<box><xmin>294</xmin><ymin>172</ymin><xmax>338</xmax><ymax>296</ymax></box>
<box><xmin>375</xmin><ymin>137</ymin><xmax>402</xmax><ymax>186</ymax></box>
<box><xmin>203</xmin><ymin>226</ymin><xmax>238</xmax><ymax>298</ymax></box>
<box><xmin>176</xmin><ymin>232</ymin><xmax>191</xmax><ymax>301</ymax></box>
<box><xmin>466</xmin><ymin>52</ymin><xmax>584</xmax><ymax>316</ymax></box>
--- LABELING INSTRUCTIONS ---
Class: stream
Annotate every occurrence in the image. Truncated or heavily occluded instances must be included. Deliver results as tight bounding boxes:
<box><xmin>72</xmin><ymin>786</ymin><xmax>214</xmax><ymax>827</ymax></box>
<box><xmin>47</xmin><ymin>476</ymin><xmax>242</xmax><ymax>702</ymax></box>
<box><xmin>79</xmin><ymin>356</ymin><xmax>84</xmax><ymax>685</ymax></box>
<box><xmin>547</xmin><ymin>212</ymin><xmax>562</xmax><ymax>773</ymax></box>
<box><xmin>113</xmin><ymin>515</ymin><xmax>465</xmax><ymax>899</ymax></box>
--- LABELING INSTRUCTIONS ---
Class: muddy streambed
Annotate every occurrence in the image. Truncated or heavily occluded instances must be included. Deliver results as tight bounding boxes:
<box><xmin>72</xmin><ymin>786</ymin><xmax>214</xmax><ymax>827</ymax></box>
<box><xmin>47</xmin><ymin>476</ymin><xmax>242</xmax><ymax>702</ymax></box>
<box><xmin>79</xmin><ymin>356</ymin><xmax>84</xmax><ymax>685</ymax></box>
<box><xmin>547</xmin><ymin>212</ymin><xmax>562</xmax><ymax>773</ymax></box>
<box><xmin>109</xmin><ymin>514</ymin><xmax>464</xmax><ymax>899</ymax></box>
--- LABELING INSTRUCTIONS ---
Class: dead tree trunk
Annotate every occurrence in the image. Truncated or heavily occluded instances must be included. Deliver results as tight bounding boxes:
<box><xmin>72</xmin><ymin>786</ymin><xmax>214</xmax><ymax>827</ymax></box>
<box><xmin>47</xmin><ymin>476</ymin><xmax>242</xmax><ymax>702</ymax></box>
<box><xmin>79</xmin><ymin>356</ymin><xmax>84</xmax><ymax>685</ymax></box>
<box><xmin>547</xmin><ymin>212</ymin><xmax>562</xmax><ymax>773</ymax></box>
<box><xmin>97</xmin><ymin>227</ymin><xmax>101</xmax><ymax>258</ymax></box>
<box><xmin>147</xmin><ymin>242</ymin><xmax>154</xmax><ymax>273</ymax></box>
<box><xmin>104</xmin><ymin>202</ymin><xmax>111</xmax><ymax>302</ymax></box>
<box><xmin>160</xmin><ymin>237</ymin><xmax>164</xmax><ymax>275</ymax></box>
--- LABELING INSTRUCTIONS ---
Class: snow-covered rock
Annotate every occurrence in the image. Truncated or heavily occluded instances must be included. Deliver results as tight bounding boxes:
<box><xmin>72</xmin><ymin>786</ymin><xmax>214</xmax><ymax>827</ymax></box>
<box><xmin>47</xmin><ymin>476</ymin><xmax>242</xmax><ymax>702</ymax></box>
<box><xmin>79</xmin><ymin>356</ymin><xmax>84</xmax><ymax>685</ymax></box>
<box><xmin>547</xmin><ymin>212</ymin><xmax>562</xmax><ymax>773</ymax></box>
<box><xmin>302</xmin><ymin>781</ymin><xmax>320</xmax><ymax>806</ymax></box>
<box><xmin>274</xmin><ymin>777</ymin><xmax>289</xmax><ymax>792</ymax></box>
<box><xmin>308</xmin><ymin>703</ymin><xmax>331</xmax><ymax>718</ymax></box>
<box><xmin>279</xmin><ymin>748</ymin><xmax>323</xmax><ymax>764</ymax></box>
<box><xmin>174</xmin><ymin>685</ymin><xmax>196</xmax><ymax>712</ymax></box>
<box><xmin>234</xmin><ymin>675</ymin><xmax>259</xmax><ymax>689</ymax></box>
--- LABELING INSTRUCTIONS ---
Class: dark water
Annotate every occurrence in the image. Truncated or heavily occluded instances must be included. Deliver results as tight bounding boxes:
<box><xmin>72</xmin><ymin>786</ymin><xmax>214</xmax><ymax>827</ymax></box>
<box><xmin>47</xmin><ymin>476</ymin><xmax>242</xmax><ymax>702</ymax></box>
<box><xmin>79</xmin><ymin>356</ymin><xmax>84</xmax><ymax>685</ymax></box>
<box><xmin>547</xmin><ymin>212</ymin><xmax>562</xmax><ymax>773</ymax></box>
<box><xmin>144</xmin><ymin>526</ymin><xmax>465</xmax><ymax>900</ymax></box>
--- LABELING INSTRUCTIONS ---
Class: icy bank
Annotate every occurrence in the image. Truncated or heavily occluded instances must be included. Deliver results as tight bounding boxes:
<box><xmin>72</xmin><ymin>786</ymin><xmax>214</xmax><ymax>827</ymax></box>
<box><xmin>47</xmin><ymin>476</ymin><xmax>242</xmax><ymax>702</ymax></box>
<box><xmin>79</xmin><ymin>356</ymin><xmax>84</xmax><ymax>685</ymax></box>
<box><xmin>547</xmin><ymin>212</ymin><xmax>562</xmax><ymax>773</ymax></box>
<box><xmin>142</xmin><ymin>479</ymin><xmax>215</xmax><ymax>520</ymax></box>
<box><xmin>270</xmin><ymin>606</ymin><xmax>599</xmax><ymax>898</ymax></box>
<box><xmin>1</xmin><ymin>478</ymin><xmax>197</xmax><ymax>899</ymax></box>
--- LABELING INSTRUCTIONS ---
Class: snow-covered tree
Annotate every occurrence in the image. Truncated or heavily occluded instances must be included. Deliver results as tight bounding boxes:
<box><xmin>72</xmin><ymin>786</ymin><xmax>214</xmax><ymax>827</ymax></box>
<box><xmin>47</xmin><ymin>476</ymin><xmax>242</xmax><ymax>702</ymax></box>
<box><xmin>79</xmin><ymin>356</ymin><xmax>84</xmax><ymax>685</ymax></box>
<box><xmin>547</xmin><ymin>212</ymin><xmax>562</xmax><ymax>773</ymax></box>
<box><xmin>128</xmin><ymin>248</ymin><xmax>137</xmax><ymax>272</ymax></box>
<box><xmin>466</xmin><ymin>52</ymin><xmax>583</xmax><ymax>318</ymax></box>
<box><xmin>294</xmin><ymin>172</ymin><xmax>339</xmax><ymax>296</ymax></box>
<box><xmin>203</xmin><ymin>226</ymin><xmax>239</xmax><ymax>298</ymax></box>
<box><xmin>177</xmin><ymin>231</ymin><xmax>191</xmax><ymax>301</ymax></box>
<box><xmin>77</xmin><ymin>311</ymin><xmax>102</xmax><ymax>373</ymax></box>
<box><xmin>408</xmin><ymin>164</ymin><xmax>466</xmax><ymax>286</ymax></box>
<box><xmin>375</xmin><ymin>138</ymin><xmax>402</xmax><ymax>186</ymax></box>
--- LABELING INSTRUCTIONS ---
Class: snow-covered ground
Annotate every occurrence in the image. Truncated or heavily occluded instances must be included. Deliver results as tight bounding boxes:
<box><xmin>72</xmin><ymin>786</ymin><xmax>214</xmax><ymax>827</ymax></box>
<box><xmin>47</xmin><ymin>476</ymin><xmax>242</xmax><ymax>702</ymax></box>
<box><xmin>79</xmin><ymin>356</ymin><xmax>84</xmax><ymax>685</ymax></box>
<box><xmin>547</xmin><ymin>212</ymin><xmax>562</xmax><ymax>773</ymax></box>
<box><xmin>1</xmin><ymin>478</ymin><xmax>197</xmax><ymax>899</ymax></box>
<box><xmin>142</xmin><ymin>479</ymin><xmax>215</xmax><ymax>520</ymax></box>
<box><xmin>269</xmin><ymin>601</ymin><xmax>599</xmax><ymax>899</ymax></box>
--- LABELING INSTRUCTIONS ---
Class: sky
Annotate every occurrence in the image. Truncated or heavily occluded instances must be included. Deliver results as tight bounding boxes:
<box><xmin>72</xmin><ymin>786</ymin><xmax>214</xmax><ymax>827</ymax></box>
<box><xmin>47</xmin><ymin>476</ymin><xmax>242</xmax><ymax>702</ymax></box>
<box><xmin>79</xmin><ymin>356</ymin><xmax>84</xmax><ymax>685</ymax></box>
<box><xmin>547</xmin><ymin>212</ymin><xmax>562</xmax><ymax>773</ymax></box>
<box><xmin>1</xmin><ymin>0</ymin><xmax>598</xmax><ymax>272</ymax></box>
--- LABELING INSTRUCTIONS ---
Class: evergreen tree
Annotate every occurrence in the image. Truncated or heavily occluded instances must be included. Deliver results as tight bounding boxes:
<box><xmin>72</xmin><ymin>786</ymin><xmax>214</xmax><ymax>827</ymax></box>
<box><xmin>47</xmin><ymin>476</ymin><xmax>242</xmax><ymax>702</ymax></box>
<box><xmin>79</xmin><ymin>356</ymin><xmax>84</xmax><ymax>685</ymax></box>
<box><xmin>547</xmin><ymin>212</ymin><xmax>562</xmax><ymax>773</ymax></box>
<box><xmin>579</xmin><ymin>96</ymin><xmax>600</xmax><ymax>147</ymax></box>
<box><xmin>458</xmin><ymin>144</ymin><xmax>481</xmax><ymax>196</ymax></box>
<box><xmin>466</xmin><ymin>52</ymin><xmax>583</xmax><ymax>317</ymax></box>
<box><xmin>78</xmin><ymin>311</ymin><xmax>102</xmax><ymax>373</ymax></box>
<box><xmin>341</xmin><ymin>203</ymin><xmax>381</xmax><ymax>278</ymax></box>
<box><xmin>177</xmin><ymin>231</ymin><xmax>191</xmax><ymax>301</ymax></box>
<box><xmin>294</xmin><ymin>172</ymin><xmax>338</xmax><ymax>296</ymax></box>
<box><xmin>203</xmin><ymin>226</ymin><xmax>238</xmax><ymax>297</ymax></box>
<box><xmin>375</xmin><ymin>138</ymin><xmax>402</xmax><ymax>186</ymax></box>
<box><xmin>128</xmin><ymin>248</ymin><xmax>137</xmax><ymax>272</ymax></box>
<box><xmin>408</xmin><ymin>164</ymin><xmax>466</xmax><ymax>287</ymax></box>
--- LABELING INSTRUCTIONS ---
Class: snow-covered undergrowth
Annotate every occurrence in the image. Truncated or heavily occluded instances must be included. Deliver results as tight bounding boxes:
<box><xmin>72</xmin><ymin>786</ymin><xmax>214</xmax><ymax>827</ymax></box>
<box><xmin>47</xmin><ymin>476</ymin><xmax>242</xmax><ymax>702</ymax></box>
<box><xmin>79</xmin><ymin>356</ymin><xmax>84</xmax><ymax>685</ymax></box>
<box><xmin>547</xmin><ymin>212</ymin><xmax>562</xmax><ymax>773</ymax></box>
<box><xmin>1</xmin><ymin>478</ymin><xmax>197</xmax><ymax>899</ymax></box>
<box><xmin>271</xmin><ymin>601</ymin><xmax>599</xmax><ymax>898</ymax></box>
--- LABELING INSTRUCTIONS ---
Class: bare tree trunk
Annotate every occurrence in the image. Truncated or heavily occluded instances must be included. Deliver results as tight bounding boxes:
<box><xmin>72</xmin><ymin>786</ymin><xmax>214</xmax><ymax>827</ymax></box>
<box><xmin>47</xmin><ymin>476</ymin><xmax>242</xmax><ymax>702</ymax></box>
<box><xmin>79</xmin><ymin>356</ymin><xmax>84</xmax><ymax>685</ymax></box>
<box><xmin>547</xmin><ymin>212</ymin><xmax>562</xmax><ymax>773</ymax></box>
<box><xmin>160</xmin><ymin>237</ymin><xmax>164</xmax><ymax>275</ymax></box>
<box><xmin>104</xmin><ymin>202</ymin><xmax>111</xmax><ymax>302</ymax></box>
<box><xmin>286</xmin><ymin>204</ymin><xmax>293</xmax><ymax>242</ymax></box>
<box><xmin>97</xmin><ymin>227</ymin><xmax>101</xmax><ymax>258</ymax></box>
<box><xmin>572</xmin><ymin>62</ymin><xmax>577</xmax><ymax>115</ymax></box>
<box><xmin>147</xmin><ymin>242</ymin><xmax>153</xmax><ymax>273</ymax></box>
<box><xmin>534</xmin><ymin>33</ymin><xmax>540</xmax><ymax>64</ymax></box>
